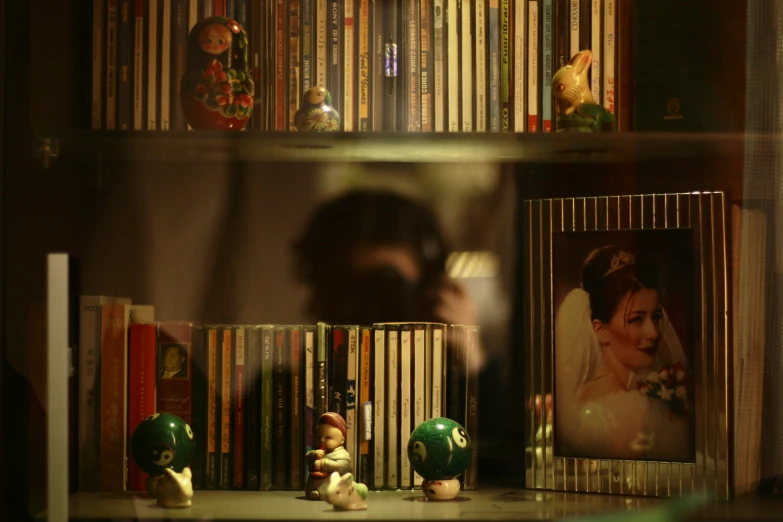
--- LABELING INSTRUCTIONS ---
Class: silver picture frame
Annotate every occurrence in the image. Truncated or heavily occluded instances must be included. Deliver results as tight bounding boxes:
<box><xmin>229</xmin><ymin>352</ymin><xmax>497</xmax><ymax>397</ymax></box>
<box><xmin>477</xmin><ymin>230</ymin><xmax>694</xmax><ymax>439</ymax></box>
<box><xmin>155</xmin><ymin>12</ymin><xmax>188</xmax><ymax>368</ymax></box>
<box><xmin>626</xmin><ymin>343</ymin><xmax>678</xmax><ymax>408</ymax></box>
<box><xmin>522</xmin><ymin>192</ymin><xmax>729</xmax><ymax>499</ymax></box>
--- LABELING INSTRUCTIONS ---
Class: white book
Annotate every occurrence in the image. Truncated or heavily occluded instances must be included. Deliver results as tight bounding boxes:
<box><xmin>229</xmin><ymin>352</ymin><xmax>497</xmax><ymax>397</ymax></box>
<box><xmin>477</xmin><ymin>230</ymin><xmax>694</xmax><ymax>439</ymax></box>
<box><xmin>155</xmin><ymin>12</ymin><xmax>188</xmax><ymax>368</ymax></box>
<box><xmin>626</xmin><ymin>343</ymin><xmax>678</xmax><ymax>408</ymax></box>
<box><xmin>447</xmin><ymin>0</ymin><xmax>459</xmax><ymax>131</ymax></box>
<box><xmin>460</xmin><ymin>0</ymin><xmax>473</xmax><ymax>131</ymax></box>
<box><xmin>475</xmin><ymin>0</ymin><xmax>487</xmax><ymax>132</ymax></box>
<box><xmin>400</xmin><ymin>328</ymin><xmax>412</xmax><ymax>488</ymax></box>
<box><xmin>317</xmin><ymin>0</ymin><xmax>328</xmax><ymax>88</ymax></box>
<box><xmin>570</xmin><ymin>0</ymin><xmax>580</xmax><ymax>58</ymax></box>
<box><xmin>431</xmin><ymin>326</ymin><xmax>444</xmax><ymax>418</ymax></box>
<box><xmin>92</xmin><ymin>0</ymin><xmax>104</xmax><ymax>129</ymax></box>
<box><xmin>77</xmin><ymin>295</ymin><xmax>131</xmax><ymax>492</ymax></box>
<box><xmin>386</xmin><ymin>328</ymin><xmax>399</xmax><ymax>488</ymax></box>
<box><xmin>433</xmin><ymin>0</ymin><xmax>445</xmax><ymax>132</ymax></box>
<box><xmin>413</xmin><ymin>326</ymin><xmax>426</xmax><ymax>486</ymax></box>
<box><xmin>160</xmin><ymin>0</ymin><xmax>172</xmax><ymax>130</ymax></box>
<box><xmin>133</xmin><ymin>2</ymin><xmax>145</xmax><ymax>130</ymax></box>
<box><xmin>373</xmin><ymin>328</ymin><xmax>385</xmax><ymax>489</ymax></box>
<box><xmin>603</xmin><ymin>0</ymin><xmax>615</xmax><ymax>113</ymax></box>
<box><xmin>147</xmin><ymin>0</ymin><xmax>158</xmax><ymax>130</ymax></box>
<box><xmin>513</xmin><ymin>0</ymin><xmax>526</xmax><ymax>132</ymax></box>
<box><xmin>346</xmin><ymin>327</ymin><xmax>358</xmax><ymax>466</ymax></box>
<box><xmin>527</xmin><ymin>0</ymin><xmax>539</xmax><ymax>131</ymax></box>
<box><xmin>343</xmin><ymin>0</ymin><xmax>355</xmax><ymax>131</ymax></box>
<box><xmin>590</xmin><ymin>0</ymin><xmax>602</xmax><ymax>104</ymax></box>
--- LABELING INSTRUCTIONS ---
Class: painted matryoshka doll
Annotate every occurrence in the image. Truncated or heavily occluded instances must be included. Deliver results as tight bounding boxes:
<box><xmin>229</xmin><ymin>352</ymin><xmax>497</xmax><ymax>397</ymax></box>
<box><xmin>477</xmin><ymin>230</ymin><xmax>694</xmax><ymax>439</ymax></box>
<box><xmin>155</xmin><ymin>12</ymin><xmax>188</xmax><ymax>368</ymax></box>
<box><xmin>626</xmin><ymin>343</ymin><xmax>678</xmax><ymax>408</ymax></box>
<box><xmin>180</xmin><ymin>17</ymin><xmax>254</xmax><ymax>130</ymax></box>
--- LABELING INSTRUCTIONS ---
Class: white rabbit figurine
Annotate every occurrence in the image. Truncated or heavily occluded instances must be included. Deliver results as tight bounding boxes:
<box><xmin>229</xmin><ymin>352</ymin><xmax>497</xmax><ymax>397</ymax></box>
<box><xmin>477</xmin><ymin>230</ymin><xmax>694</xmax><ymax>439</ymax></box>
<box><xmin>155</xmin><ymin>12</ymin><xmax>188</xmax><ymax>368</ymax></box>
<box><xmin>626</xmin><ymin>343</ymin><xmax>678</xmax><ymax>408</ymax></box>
<box><xmin>155</xmin><ymin>467</ymin><xmax>194</xmax><ymax>508</ymax></box>
<box><xmin>551</xmin><ymin>50</ymin><xmax>615</xmax><ymax>132</ymax></box>
<box><xmin>324</xmin><ymin>472</ymin><xmax>368</xmax><ymax>511</ymax></box>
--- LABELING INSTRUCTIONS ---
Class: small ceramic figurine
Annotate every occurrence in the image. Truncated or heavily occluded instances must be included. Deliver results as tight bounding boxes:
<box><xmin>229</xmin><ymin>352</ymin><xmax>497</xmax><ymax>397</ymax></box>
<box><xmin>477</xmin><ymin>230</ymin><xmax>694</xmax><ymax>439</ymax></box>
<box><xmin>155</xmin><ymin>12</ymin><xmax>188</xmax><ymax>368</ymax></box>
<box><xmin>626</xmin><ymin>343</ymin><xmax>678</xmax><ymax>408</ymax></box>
<box><xmin>293</xmin><ymin>87</ymin><xmax>341</xmax><ymax>131</ymax></box>
<box><xmin>180</xmin><ymin>16</ymin><xmax>254</xmax><ymax>130</ymax></box>
<box><xmin>407</xmin><ymin>417</ymin><xmax>473</xmax><ymax>500</ymax></box>
<box><xmin>325</xmin><ymin>472</ymin><xmax>368</xmax><ymax>511</ymax></box>
<box><xmin>305</xmin><ymin>412</ymin><xmax>352</xmax><ymax>500</ymax></box>
<box><xmin>155</xmin><ymin>467</ymin><xmax>194</xmax><ymax>508</ymax></box>
<box><xmin>551</xmin><ymin>50</ymin><xmax>615</xmax><ymax>132</ymax></box>
<box><xmin>130</xmin><ymin>413</ymin><xmax>196</xmax><ymax>502</ymax></box>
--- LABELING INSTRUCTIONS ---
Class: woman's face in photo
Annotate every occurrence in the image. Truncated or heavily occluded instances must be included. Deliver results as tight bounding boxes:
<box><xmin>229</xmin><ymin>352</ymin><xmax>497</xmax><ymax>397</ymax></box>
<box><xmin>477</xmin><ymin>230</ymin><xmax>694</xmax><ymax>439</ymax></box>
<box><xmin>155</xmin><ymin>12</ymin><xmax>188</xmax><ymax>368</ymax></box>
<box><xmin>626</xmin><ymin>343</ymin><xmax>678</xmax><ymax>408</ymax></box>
<box><xmin>597</xmin><ymin>287</ymin><xmax>663</xmax><ymax>370</ymax></box>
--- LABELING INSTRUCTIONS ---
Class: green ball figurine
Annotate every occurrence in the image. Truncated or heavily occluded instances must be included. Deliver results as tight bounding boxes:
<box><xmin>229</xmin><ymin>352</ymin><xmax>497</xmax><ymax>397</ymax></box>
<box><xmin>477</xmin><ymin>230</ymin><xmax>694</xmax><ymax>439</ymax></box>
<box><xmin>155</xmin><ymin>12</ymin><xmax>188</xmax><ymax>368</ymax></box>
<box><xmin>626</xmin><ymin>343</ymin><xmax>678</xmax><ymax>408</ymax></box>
<box><xmin>407</xmin><ymin>417</ymin><xmax>473</xmax><ymax>500</ymax></box>
<box><xmin>294</xmin><ymin>86</ymin><xmax>341</xmax><ymax>132</ymax></box>
<box><xmin>131</xmin><ymin>413</ymin><xmax>195</xmax><ymax>475</ymax></box>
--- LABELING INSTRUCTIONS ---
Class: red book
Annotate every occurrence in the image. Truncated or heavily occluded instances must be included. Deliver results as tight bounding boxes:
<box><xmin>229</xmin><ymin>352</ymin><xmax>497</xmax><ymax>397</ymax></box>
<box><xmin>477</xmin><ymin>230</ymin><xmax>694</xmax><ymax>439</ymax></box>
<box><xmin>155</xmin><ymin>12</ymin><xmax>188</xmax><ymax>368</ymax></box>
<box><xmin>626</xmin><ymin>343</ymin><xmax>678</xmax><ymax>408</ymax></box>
<box><xmin>156</xmin><ymin>323</ymin><xmax>194</xmax><ymax>424</ymax></box>
<box><xmin>127</xmin><ymin>323</ymin><xmax>157</xmax><ymax>491</ymax></box>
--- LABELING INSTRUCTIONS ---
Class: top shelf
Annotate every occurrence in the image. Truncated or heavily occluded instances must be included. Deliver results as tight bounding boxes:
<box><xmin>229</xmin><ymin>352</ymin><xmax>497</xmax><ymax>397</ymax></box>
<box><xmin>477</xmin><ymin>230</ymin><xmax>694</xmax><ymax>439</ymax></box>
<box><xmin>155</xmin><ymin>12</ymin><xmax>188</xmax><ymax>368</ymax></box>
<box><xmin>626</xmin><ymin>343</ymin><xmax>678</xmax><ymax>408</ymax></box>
<box><xmin>47</xmin><ymin>131</ymin><xmax>756</xmax><ymax>165</ymax></box>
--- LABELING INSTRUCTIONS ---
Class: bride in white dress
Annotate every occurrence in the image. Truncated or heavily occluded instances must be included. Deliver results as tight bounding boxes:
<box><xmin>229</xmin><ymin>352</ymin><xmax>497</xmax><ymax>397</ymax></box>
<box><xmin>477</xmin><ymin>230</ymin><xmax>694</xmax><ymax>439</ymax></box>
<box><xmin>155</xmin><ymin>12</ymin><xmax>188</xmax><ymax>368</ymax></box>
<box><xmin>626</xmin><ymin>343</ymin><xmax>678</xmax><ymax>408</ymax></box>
<box><xmin>555</xmin><ymin>245</ymin><xmax>692</xmax><ymax>463</ymax></box>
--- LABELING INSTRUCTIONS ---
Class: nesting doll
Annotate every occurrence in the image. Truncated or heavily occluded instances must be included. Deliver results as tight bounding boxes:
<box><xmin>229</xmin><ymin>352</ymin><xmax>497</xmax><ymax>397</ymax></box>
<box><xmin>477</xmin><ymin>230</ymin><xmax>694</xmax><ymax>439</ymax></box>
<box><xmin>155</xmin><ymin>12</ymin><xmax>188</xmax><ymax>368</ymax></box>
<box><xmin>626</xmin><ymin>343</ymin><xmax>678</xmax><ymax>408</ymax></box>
<box><xmin>294</xmin><ymin>87</ymin><xmax>341</xmax><ymax>132</ymax></box>
<box><xmin>180</xmin><ymin>17</ymin><xmax>254</xmax><ymax>130</ymax></box>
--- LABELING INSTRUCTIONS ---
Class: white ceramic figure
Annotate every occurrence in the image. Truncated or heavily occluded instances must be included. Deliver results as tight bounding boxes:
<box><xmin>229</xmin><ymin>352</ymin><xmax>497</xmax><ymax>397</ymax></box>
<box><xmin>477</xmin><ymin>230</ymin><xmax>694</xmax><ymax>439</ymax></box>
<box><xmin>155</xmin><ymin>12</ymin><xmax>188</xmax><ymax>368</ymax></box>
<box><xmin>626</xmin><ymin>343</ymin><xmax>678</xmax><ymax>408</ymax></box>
<box><xmin>421</xmin><ymin>479</ymin><xmax>462</xmax><ymax>501</ymax></box>
<box><xmin>155</xmin><ymin>467</ymin><xmax>194</xmax><ymax>508</ymax></box>
<box><xmin>324</xmin><ymin>472</ymin><xmax>368</xmax><ymax>511</ymax></box>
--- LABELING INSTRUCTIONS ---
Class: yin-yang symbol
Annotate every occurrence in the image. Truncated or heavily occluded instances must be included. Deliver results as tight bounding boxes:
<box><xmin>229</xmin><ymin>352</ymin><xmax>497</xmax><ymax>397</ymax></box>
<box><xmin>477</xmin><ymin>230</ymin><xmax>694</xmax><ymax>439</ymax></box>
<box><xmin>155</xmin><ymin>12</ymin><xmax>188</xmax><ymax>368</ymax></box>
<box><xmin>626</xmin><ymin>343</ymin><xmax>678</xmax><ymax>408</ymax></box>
<box><xmin>185</xmin><ymin>423</ymin><xmax>194</xmax><ymax>440</ymax></box>
<box><xmin>144</xmin><ymin>413</ymin><xmax>160</xmax><ymax>422</ymax></box>
<box><xmin>151</xmin><ymin>443</ymin><xmax>174</xmax><ymax>466</ymax></box>
<box><xmin>410</xmin><ymin>441</ymin><xmax>427</xmax><ymax>464</ymax></box>
<box><xmin>451</xmin><ymin>427</ymin><xmax>468</xmax><ymax>448</ymax></box>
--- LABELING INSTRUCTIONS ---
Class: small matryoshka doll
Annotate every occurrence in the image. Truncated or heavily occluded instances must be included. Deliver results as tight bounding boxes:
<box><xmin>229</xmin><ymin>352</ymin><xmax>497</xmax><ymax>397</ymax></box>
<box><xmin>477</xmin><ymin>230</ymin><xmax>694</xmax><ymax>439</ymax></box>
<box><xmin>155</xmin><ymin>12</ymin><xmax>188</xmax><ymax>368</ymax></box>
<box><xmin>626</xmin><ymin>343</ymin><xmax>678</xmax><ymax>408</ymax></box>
<box><xmin>180</xmin><ymin>17</ymin><xmax>254</xmax><ymax>130</ymax></box>
<box><xmin>294</xmin><ymin>87</ymin><xmax>341</xmax><ymax>132</ymax></box>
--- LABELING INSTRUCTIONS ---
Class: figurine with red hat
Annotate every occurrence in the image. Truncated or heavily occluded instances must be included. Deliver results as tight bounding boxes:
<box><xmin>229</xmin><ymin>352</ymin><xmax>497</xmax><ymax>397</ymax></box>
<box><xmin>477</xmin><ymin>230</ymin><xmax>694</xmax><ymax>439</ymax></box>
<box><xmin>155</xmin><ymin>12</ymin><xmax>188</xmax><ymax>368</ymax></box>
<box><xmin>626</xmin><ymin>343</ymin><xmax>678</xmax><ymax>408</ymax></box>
<box><xmin>305</xmin><ymin>412</ymin><xmax>352</xmax><ymax>500</ymax></box>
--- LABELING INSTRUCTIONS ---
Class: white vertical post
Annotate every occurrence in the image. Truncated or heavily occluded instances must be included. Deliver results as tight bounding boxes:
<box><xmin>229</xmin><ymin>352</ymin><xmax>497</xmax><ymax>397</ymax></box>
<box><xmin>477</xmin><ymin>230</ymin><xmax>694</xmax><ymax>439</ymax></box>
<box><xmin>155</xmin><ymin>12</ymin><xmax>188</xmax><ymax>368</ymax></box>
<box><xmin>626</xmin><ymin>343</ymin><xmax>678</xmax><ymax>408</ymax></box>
<box><xmin>47</xmin><ymin>254</ymin><xmax>68</xmax><ymax>522</ymax></box>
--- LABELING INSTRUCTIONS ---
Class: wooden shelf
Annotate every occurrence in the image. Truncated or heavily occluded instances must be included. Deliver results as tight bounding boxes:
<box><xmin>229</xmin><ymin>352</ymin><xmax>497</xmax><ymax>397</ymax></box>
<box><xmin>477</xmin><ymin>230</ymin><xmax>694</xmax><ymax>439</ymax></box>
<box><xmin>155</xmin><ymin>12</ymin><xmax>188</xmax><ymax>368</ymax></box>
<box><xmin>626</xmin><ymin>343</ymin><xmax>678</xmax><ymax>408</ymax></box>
<box><xmin>46</xmin><ymin>131</ymin><xmax>754</xmax><ymax>166</ymax></box>
<box><xmin>41</xmin><ymin>488</ymin><xmax>783</xmax><ymax>521</ymax></box>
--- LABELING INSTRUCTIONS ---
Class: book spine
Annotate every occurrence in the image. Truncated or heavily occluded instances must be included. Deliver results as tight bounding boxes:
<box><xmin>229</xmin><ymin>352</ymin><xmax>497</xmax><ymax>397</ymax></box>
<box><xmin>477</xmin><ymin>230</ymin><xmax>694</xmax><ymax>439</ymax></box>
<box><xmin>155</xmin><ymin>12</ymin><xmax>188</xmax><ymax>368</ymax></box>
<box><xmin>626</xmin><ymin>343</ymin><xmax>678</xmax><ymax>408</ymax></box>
<box><xmin>555</xmin><ymin>0</ymin><xmax>568</xmax><ymax>71</ymax></box>
<box><xmin>289</xmin><ymin>327</ymin><xmax>303</xmax><ymax>489</ymax></box>
<box><xmin>569</xmin><ymin>0</ymin><xmax>579</xmax><ymax>57</ymax></box>
<box><xmin>188</xmin><ymin>0</ymin><xmax>198</xmax><ymax>30</ymax></box>
<box><xmin>329</xmin><ymin>0</ymin><xmax>343</xmax><ymax>121</ymax></box>
<box><xmin>615</xmin><ymin>0</ymin><xmax>631</xmax><ymax>131</ymax></box>
<box><xmin>190</xmin><ymin>326</ymin><xmax>207</xmax><ymax>490</ymax></box>
<box><xmin>579</xmin><ymin>0</ymin><xmax>590</xmax><ymax>50</ymax></box>
<box><xmin>147</xmin><ymin>0</ymin><xmax>158</xmax><ymax>129</ymax></box>
<box><xmin>359</xmin><ymin>327</ymin><xmax>372</xmax><ymax>485</ymax></box>
<box><xmin>459</xmin><ymin>0</ymin><xmax>472</xmax><ymax>131</ymax></box>
<box><xmin>202</xmin><ymin>0</ymin><xmax>213</xmax><ymax>17</ymax></box>
<box><xmin>446</xmin><ymin>0</ymin><xmax>459</xmax><ymax>131</ymax></box>
<box><xmin>159</xmin><ymin>0</ymin><xmax>172</xmax><ymax>130</ymax></box>
<box><xmin>99</xmin><ymin>304</ymin><xmax>128</xmax><ymax>492</ymax></box>
<box><xmin>488</xmin><ymin>0</ymin><xmax>499</xmax><ymax>131</ymax></box>
<box><xmin>385</xmin><ymin>326</ymin><xmax>399</xmax><ymax>489</ymax></box>
<box><xmin>590</xmin><ymin>0</ymin><xmax>601</xmax><ymax>104</ymax></box>
<box><xmin>500</xmin><ymin>0</ymin><xmax>511</xmax><ymax>131</ymax></box>
<box><xmin>214</xmin><ymin>0</ymin><xmax>226</xmax><ymax>16</ymax></box>
<box><xmin>431</xmin><ymin>325</ymin><xmax>444</xmax><ymax>417</ymax></box>
<box><xmin>399</xmin><ymin>326</ymin><xmax>412</xmax><ymax>488</ymax></box>
<box><xmin>260</xmin><ymin>326</ymin><xmax>274</xmax><ymax>489</ymax></box>
<box><xmin>527</xmin><ymin>0</ymin><xmax>539</xmax><ymax>131</ymax></box>
<box><xmin>343</xmin><ymin>0</ymin><xmax>355</xmax><ymax>131</ymax></box>
<box><xmin>372</xmin><ymin>327</ymin><xmax>385</xmax><ymax>489</ymax></box>
<box><xmin>275</xmin><ymin>0</ymin><xmax>287</xmax><ymax>130</ymax></box>
<box><xmin>420</xmin><ymin>0</ymin><xmax>433</xmax><ymax>132</ymax></box>
<box><xmin>127</xmin><ymin>323</ymin><xmax>157</xmax><ymax>491</ymax></box>
<box><xmin>316</xmin><ymin>323</ymin><xmax>330</xmax><ymax>419</ymax></box>
<box><xmin>473</xmin><ymin>0</ymin><xmax>486</xmax><ymax>133</ymax></box>
<box><xmin>542</xmin><ymin>0</ymin><xmax>553</xmax><ymax>132</ymax></box>
<box><xmin>302</xmin><ymin>0</ymin><xmax>314</xmax><ymax>93</ymax></box>
<box><xmin>170</xmin><ymin>0</ymin><xmax>188</xmax><ymax>130</ymax></box>
<box><xmin>92</xmin><ymin>0</ymin><xmax>104</xmax><ymax>129</ymax></box>
<box><xmin>358</xmin><ymin>0</ymin><xmax>370</xmax><ymax>130</ymax></box>
<box><xmin>412</xmin><ymin>325</ymin><xmax>426</xmax><ymax>486</ymax></box>
<box><xmin>245</xmin><ymin>326</ymin><xmax>261</xmax><ymax>490</ymax></box>
<box><xmin>106</xmin><ymin>0</ymin><xmax>119</xmax><ymax>130</ymax></box>
<box><xmin>236</xmin><ymin>0</ymin><xmax>250</xmax><ymax>28</ymax></box>
<box><xmin>513</xmin><ymin>0</ymin><xmax>526</xmax><ymax>131</ymax></box>
<box><xmin>446</xmin><ymin>325</ymin><xmax>466</xmax><ymax>436</ymax></box>
<box><xmin>463</xmin><ymin>326</ymin><xmax>480</xmax><ymax>490</ymax></box>
<box><xmin>251</xmin><ymin>0</ymin><xmax>265</xmax><ymax>130</ymax></box>
<box><xmin>156</xmin><ymin>322</ymin><xmax>194</xmax><ymax>423</ymax></box>
<box><xmin>316</xmin><ymin>0</ymin><xmax>328</xmax><ymax>87</ymax></box>
<box><xmin>330</xmin><ymin>327</ymin><xmax>346</xmax><ymax>418</ymax></box>
<box><xmin>227</xmin><ymin>0</ymin><xmax>236</xmax><ymax>17</ymax></box>
<box><xmin>289</xmin><ymin>0</ymin><xmax>302</xmax><ymax>130</ymax></box>
<box><xmin>371</xmin><ymin>0</ymin><xmax>385</xmax><ymax>131</ymax></box>
<box><xmin>603</xmin><ymin>0</ymin><xmax>615</xmax><ymax>114</ymax></box>
<box><xmin>220</xmin><ymin>327</ymin><xmax>233</xmax><ymax>489</ymax></box>
<box><xmin>273</xmin><ymin>327</ymin><xmax>288</xmax><ymax>489</ymax></box>
<box><xmin>233</xmin><ymin>327</ymin><xmax>246</xmax><ymax>489</ymax></box>
<box><xmin>133</xmin><ymin>0</ymin><xmax>145</xmax><ymax>130</ymax></box>
<box><xmin>382</xmin><ymin>0</ymin><xmax>398</xmax><ymax>131</ymax></box>
<box><xmin>206</xmin><ymin>328</ymin><xmax>220</xmax><ymax>489</ymax></box>
<box><xmin>345</xmin><ymin>327</ymin><xmax>358</xmax><ymax>475</ymax></box>
<box><xmin>433</xmin><ymin>0</ymin><xmax>444</xmax><ymax>131</ymax></box>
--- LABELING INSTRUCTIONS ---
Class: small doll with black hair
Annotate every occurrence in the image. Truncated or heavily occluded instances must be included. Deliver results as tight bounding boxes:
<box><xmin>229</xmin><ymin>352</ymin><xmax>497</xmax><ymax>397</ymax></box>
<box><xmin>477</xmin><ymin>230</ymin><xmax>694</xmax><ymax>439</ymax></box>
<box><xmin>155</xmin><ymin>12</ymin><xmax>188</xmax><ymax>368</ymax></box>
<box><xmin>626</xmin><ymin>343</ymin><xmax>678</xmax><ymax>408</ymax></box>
<box><xmin>305</xmin><ymin>412</ymin><xmax>352</xmax><ymax>500</ymax></box>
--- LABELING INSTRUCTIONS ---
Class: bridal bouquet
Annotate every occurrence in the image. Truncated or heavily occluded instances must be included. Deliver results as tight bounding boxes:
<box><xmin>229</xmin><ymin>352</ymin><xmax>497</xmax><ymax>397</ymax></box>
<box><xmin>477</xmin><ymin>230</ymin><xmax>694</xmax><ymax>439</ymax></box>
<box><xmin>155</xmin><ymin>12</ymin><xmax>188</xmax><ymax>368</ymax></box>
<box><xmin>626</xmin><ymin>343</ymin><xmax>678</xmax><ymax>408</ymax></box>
<box><xmin>637</xmin><ymin>362</ymin><xmax>690</xmax><ymax>417</ymax></box>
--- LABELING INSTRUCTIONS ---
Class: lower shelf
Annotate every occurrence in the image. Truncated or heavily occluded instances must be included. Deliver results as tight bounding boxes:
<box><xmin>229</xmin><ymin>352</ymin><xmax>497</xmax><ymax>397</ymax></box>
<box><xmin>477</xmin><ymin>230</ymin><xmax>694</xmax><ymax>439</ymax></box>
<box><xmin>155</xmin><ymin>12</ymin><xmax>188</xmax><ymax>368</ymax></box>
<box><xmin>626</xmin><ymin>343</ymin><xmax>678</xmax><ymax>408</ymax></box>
<box><xmin>47</xmin><ymin>488</ymin><xmax>783</xmax><ymax>521</ymax></box>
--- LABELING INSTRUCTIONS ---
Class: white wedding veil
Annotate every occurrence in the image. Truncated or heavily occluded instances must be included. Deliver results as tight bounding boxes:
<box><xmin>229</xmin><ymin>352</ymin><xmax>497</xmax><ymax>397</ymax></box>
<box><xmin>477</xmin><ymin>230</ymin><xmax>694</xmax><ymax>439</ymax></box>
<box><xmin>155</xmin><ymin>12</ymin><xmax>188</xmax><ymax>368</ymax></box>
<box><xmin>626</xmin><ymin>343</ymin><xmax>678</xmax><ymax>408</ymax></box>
<box><xmin>554</xmin><ymin>287</ymin><xmax>687</xmax><ymax>439</ymax></box>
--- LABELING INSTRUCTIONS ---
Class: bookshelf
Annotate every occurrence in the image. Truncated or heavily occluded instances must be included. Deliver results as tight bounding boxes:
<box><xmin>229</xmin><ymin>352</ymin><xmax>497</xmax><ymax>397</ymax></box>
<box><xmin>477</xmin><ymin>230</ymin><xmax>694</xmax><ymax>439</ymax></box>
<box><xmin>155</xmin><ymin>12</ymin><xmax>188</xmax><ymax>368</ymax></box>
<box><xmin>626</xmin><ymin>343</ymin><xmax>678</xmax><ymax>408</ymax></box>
<box><xmin>5</xmin><ymin>1</ymin><xmax>783</xmax><ymax>522</ymax></box>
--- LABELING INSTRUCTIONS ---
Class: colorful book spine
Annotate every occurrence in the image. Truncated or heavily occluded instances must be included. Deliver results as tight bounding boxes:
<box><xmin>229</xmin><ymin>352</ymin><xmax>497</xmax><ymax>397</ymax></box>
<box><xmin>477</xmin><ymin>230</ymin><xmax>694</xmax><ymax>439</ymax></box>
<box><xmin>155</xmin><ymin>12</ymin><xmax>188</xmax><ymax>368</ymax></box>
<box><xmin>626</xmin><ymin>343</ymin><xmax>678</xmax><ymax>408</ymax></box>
<box><xmin>275</xmin><ymin>0</ymin><xmax>287</xmax><ymax>130</ymax></box>
<box><xmin>359</xmin><ymin>326</ymin><xmax>372</xmax><ymax>484</ymax></box>
<box><xmin>527</xmin><ymin>0</ymin><xmax>539</xmax><ymax>131</ymax></box>
<box><xmin>127</xmin><ymin>323</ymin><xmax>158</xmax><ymax>491</ymax></box>
<box><xmin>329</xmin><ymin>0</ymin><xmax>343</xmax><ymax>123</ymax></box>
<box><xmin>358</xmin><ymin>0</ymin><xmax>370</xmax><ymax>130</ymax></box>
<box><xmin>474</xmin><ymin>0</ymin><xmax>486</xmax><ymax>133</ymax></box>
<box><xmin>159</xmin><ymin>0</ymin><xmax>172</xmax><ymax>130</ymax></box>
<box><xmin>459</xmin><ymin>0</ymin><xmax>472</xmax><ymax>132</ymax></box>
<box><xmin>206</xmin><ymin>327</ymin><xmax>221</xmax><ymax>489</ymax></box>
<box><xmin>420</xmin><ymin>0</ymin><xmax>433</xmax><ymax>132</ymax></box>
<box><xmin>488</xmin><ymin>0</ymin><xmax>500</xmax><ymax>131</ymax></box>
<box><xmin>343</xmin><ymin>0</ymin><xmax>355</xmax><ymax>131</ymax></box>
<box><xmin>345</xmin><ymin>327</ymin><xmax>358</xmax><ymax>472</ymax></box>
<box><xmin>190</xmin><ymin>326</ymin><xmax>207</xmax><ymax>490</ymax></box>
<box><xmin>289</xmin><ymin>0</ymin><xmax>302</xmax><ymax>130</ymax></box>
<box><xmin>260</xmin><ymin>325</ymin><xmax>274</xmax><ymax>489</ymax></box>
<box><xmin>590</xmin><ymin>0</ymin><xmax>601</xmax><ymax>104</ymax></box>
<box><xmin>316</xmin><ymin>0</ymin><xmax>328</xmax><ymax>87</ymax></box>
<box><xmin>542</xmin><ymin>0</ymin><xmax>554</xmax><ymax>132</ymax></box>
<box><xmin>603</xmin><ymin>0</ymin><xmax>615</xmax><ymax>114</ymax></box>
<box><xmin>433</xmin><ymin>0</ymin><xmax>445</xmax><ymax>131</ymax></box>
<box><xmin>233</xmin><ymin>327</ymin><xmax>246</xmax><ymax>489</ymax></box>
<box><xmin>301</xmin><ymin>0</ymin><xmax>314</xmax><ymax>93</ymax></box>
<box><xmin>303</xmin><ymin>325</ymin><xmax>316</xmax><ymax>481</ymax></box>
<box><xmin>500</xmin><ymin>0</ymin><xmax>511</xmax><ymax>131</ymax></box>
<box><xmin>569</xmin><ymin>0</ymin><xmax>579</xmax><ymax>58</ymax></box>
<box><xmin>513</xmin><ymin>0</ymin><xmax>526</xmax><ymax>131</ymax></box>
<box><xmin>221</xmin><ymin>327</ymin><xmax>233</xmax><ymax>489</ymax></box>
<box><xmin>170</xmin><ymin>0</ymin><xmax>188</xmax><ymax>130</ymax></box>
<box><xmin>463</xmin><ymin>325</ymin><xmax>480</xmax><ymax>490</ymax></box>
<box><xmin>99</xmin><ymin>303</ymin><xmax>127</xmax><ymax>492</ymax></box>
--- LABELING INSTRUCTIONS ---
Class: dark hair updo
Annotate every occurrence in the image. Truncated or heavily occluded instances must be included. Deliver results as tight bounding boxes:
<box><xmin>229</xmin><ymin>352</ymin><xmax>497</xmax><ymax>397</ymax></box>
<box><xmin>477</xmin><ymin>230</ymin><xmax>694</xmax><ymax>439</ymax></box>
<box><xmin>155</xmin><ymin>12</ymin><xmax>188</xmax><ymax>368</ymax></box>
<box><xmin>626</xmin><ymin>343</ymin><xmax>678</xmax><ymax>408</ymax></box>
<box><xmin>580</xmin><ymin>245</ymin><xmax>661</xmax><ymax>323</ymax></box>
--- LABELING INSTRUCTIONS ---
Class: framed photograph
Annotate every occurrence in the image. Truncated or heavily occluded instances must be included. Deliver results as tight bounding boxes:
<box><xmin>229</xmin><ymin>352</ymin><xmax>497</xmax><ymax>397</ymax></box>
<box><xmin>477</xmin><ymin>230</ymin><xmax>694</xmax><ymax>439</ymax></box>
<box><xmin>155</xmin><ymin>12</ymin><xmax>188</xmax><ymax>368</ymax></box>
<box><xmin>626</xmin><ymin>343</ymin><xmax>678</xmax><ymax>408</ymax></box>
<box><xmin>522</xmin><ymin>192</ymin><xmax>729</xmax><ymax>499</ymax></box>
<box><xmin>159</xmin><ymin>342</ymin><xmax>190</xmax><ymax>379</ymax></box>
